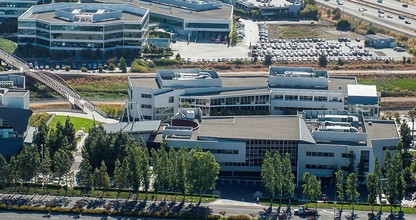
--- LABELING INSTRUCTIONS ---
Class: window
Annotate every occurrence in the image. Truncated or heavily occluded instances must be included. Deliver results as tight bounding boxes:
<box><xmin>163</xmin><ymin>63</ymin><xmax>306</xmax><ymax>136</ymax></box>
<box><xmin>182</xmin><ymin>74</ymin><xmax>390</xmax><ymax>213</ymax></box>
<box><xmin>141</xmin><ymin>94</ymin><xmax>152</xmax><ymax>98</ymax></box>
<box><xmin>169</xmin><ymin>96</ymin><xmax>174</xmax><ymax>103</ymax></box>
<box><xmin>285</xmin><ymin>95</ymin><xmax>298</xmax><ymax>100</ymax></box>
<box><xmin>305</xmin><ymin>164</ymin><xmax>333</xmax><ymax>170</ymax></box>
<box><xmin>315</xmin><ymin>96</ymin><xmax>327</xmax><ymax>102</ymax></box>
<box><xmin>141</xmin><ymin>104</ymin><xmax>152</xmax><ymax>109</ymax></box>
<box><xmin>143</xmin><ymin>115</ymin><xmax>152</xmax><ymax>120</ymax></box>
<box><xmin>274</xmin><ymin>95</ymin><xmax>284</xmax><ymax>100</ymax></box>
<box><xmin>341</xmin><ymin>153</ymin><xmax>348</xmax><ymax>158</ymax></box>
<box><xmin>306</xmin><ymin>151</ymin><xmax>333</xmax><ymax>157</ymax></box>
<box><xmin>299</xmin><ymin>96</ymin><xmax>313</xmax><ymax>101</ymax></box>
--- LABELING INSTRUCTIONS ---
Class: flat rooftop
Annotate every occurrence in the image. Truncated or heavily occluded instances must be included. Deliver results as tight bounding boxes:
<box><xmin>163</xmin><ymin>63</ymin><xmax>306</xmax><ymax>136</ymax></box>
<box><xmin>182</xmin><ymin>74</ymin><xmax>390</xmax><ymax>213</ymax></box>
<box><xmin>91</xmin><ymin>0</ymin><xmax>233</xmax><ymax>20</ymax></box>
<box><xmin>328</xmin><ymin>76</ymin><xmax>356</xmax><ymax>93</ymax></box>
<box><xmin>1</xmin><ymin>90</ymin><xmax>28</xmax><ymax>97</ymax></box>
<box><xmin>102</xmin><ymin>120</ymin><xmax>161</xmax><ymax>133</ymax></box>
<box><xmin>129</xmin><ymin>77</ymin><xmax>159</xmax><ymax>89</ymax></box>
<box><xmin>194</xmin><ymin>115</ymin><xmax>306</xmax><ymax>141</ymax></box>
<box><xmin>366</xmin><ymin>120</ymin><xmax>398</xmax><ymax>141</ymax></box>
<box><xmin>29</xmin><ymin>10</ymin><xmax>141</xmax><ymax>24</ymax></box>
<box><xmin>348</xmin><ymin>84</ymin><xmax>378</xmax><ymax>97</ymax></box>
<box><xmin>240</xmin><ymin>0</ymin><xmax>295</xmax><ymax>8</ymax></box>
<box><xmin>222</xmin><ymin>76</ymin><xmax>268</xmax><ymax>88</ymax></box>
<box><xmin>365</xmin><ymin>34</ymin><xmax>395</xmax><ymax>41</ymax></box>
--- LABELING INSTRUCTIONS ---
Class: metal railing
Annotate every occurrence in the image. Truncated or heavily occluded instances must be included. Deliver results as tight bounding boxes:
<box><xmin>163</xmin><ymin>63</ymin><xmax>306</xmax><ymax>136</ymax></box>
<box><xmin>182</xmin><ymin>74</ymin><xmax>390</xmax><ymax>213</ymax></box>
<box><xmin>0</xmin><ymin>49</ymin><xmax>107</xmax><ymax>118</ymax></box>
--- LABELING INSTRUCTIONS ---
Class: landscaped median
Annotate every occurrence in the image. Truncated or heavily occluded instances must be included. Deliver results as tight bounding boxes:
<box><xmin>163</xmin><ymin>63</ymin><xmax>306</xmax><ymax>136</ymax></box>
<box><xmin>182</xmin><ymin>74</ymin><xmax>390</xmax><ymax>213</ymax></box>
<box><xmin>260</xmin><ymin>200</ymin><xmax>416</xmax><ymax>215</ymax></box>
<box><xmin>0</xmin><ymin>203</ymin><xmax>223</xmax><ymax>220</ymax></box>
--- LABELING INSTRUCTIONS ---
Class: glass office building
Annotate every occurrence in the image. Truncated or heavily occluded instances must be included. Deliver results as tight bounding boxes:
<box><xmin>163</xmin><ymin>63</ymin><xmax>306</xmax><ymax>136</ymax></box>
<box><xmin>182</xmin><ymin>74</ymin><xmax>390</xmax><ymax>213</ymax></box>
<box><xmin>18</xmin><ymin>3</ymin><xmax>149</xmax><ymax>55</ymax></box>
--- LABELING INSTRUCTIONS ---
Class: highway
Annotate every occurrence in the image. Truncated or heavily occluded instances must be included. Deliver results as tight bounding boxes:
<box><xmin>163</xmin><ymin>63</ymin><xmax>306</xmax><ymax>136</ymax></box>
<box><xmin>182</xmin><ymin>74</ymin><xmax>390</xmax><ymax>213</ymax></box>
<box><xmin>361</xmin><ymin>0</ymin><xmax>416</xmax><ymax>17</ymax></box>
<box><xmin>316</xmin><ymin>0</ymin><xmax>416</xmax><ymax>37</ymax></box>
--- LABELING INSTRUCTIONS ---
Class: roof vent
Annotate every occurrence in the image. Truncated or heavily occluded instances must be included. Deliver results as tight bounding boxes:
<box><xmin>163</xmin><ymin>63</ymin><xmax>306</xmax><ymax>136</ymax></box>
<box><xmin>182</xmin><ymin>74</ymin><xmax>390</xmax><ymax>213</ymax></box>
<box><xmin>368</xmin><ymin>121</ymin><xmax>373</xmax><ymax>126</ymax></box>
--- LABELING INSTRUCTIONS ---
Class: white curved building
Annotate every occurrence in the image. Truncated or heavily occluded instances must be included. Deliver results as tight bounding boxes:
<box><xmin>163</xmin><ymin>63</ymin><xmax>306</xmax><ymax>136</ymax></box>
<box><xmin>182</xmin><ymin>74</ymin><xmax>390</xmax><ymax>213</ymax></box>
<box><xmin>18</xmin><ymin>3</ymin><xmax>149</xmax><ymax>56</ymax></box>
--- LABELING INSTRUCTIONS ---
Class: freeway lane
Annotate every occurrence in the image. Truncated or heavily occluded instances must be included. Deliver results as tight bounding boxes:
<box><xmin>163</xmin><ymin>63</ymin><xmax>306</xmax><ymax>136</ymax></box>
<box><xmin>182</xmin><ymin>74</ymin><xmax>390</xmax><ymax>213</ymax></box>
<box><xmin>316</xmin><ymin>0</ymin><xmax>416</xmax><ymax>36</ymax></box>
<box><xmin>361</xmin><ymin>0</ymin><xmax>416</xmax><ymax>17</ymax></box>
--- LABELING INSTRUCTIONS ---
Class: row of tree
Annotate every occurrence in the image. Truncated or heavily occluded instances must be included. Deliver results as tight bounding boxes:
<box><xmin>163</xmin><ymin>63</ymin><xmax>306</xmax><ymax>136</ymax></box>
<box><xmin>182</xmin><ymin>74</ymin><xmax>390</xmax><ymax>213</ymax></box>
<box><xmin>81</xmin><ymin>127</ymin><xmax>220</xmax><ymax>202</ymax></box>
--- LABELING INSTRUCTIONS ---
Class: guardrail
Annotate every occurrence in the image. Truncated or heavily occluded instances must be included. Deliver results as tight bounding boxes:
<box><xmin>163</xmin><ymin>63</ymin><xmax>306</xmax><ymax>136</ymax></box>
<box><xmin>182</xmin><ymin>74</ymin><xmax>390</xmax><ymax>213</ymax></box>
<box><xmin>0</xmin><ymin>49</ymin><xmax>107</xmax><ymax>118</ymax></box>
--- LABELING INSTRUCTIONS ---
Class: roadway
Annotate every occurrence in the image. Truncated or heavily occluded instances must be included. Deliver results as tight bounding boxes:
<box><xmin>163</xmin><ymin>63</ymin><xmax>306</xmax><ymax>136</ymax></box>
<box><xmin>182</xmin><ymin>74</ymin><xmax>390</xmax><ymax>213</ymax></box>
<box><xmin>316</xmin><ymin>0</ymin><xmax>416</xmax><ymax>37</ymax></box>
<box><xmin>361</xmin><ymin>0</ymin><xmax>416</xmax><ymax>17</ymax></box>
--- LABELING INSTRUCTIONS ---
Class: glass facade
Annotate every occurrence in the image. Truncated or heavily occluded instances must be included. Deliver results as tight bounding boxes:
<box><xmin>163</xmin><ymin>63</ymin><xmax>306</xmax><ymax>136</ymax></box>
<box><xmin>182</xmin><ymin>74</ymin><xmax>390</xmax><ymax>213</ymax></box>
<box><xmin>185</xmin><ymin>23</ymin><xmax>229</xmax><ymax>29</ymax></box>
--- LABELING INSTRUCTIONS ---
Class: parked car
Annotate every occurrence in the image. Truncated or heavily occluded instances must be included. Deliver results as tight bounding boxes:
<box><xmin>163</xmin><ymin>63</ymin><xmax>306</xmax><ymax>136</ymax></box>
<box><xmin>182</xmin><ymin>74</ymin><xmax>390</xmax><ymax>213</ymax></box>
<box><xmin>402</xmin><ymin>4</ymin><xmax>408</xmax><ymax>7</ymax></box>
<box><xmin>399</xmin><ymin>15</ymin><xmax>405</xmax><ymax>19</ymax></box>
<box><xmin>405</xmin><ymin>20</ymin><xmax>411</xmax><ymax>24</ymax></box>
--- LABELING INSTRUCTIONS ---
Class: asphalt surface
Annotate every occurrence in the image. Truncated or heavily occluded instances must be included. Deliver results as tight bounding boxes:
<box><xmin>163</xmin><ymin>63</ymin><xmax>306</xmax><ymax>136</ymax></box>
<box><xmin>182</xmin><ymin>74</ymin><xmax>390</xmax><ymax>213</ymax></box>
<box><xmin>316</xmin><ymin>0</ymin><xmax>416</xmax><ymax>36</ymax></box>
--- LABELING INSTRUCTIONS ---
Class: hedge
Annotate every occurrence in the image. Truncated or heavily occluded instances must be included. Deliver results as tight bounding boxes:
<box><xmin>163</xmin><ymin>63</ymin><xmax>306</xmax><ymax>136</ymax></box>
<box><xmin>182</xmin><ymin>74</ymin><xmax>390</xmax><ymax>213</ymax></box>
<box><xmin>0</xmin><ymin>204</ymin><xmax>221</xmax><ymax>220</ymax></box>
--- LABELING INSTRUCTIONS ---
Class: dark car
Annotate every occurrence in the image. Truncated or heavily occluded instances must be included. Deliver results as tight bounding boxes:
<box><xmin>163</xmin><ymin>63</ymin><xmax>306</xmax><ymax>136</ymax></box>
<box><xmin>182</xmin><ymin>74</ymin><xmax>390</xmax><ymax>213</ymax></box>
<box><xmin>405</xmin><ymin>20</ymin><xmax>411</xmax><ymax>24</ymax></box>
<box><xmin>402</xmin><ymin>4</ymin><xmax>408</xmax><ymax>7</ymax></box>
<box><xmin>399</xmin><ymin>15</ymin><xmax>405</xmax><ymax>20</ymax></box>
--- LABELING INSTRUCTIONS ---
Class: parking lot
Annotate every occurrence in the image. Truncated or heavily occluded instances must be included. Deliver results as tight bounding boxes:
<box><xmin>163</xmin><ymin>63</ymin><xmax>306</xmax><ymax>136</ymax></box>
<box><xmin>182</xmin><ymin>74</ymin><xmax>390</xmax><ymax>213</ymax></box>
<box><xmin>252</xmin><ymin>23</ymin><xmax>410</xmax><ymax>63</ymax></box>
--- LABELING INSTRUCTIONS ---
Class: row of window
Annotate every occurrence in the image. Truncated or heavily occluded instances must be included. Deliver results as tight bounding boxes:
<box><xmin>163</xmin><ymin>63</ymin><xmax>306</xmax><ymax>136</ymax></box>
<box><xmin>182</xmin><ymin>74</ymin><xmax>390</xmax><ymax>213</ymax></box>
<box><xmin>181</xmin><ymin>95</ymin><xmax>271</xmax><ymax>106</ymax></box>
<box><xmin>274</xmin><ymin>94</ymin><xmax>341</xmax><ymax>102</ymax></box>
<box><xmin>305</xmin><ymin>164</ymin><xmax>333</xmax><ymax>170</ymax></box>
<box><xmin>141</xmin><ymin>93</ymin><xmax>152</xmax><ymax>98</ymax></box>
<box><xmin>210</xmin><ymin>149</ymin><xmax>238</xmax><ymax>154</ymax></box>
<box><xmin>306</xmin><ymin>151</ymin><xmax>335</xmax><ymax>157</ymax></box>
<box><xmin>141</xmin><ymin>104</ymin><xmax>152</xmax><ymax>109</ymax></box>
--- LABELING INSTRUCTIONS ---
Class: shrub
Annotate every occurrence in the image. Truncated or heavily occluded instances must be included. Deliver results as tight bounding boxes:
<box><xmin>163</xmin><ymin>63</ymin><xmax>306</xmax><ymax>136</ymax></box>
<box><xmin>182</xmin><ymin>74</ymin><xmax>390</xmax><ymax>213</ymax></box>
<box><xmin>108</xmin><ymin>63</ymin><xmax>116</xmax><ymax>71</ymax></box>
<box><xmin>64</xmin><ymin>65</ymin><xmax>70</xmax><ymax>72</ymax></box>
<box><xmin>227</xmin><ymin>215</ymin><xmax>250</xmax><ymax>220</ymax></box>
<box><xmin>319</xmin><ymin>54</ymin><xmax>328</xmax><ymax>67</ymax></box>
<box><xmin>337</xmin><ymin>19</ymin><xmax>351</xmax><ymax>31</ymax></box>
<box><xmin>80</xmin><ymin>67</ymin><xmax>87</xmax><ymax>72</ymax></box>
<box><xmin>130</xmin><ymin>59</ymin><xmax>150</xmax><ymax>73</ymax></box>
<box><xmin>154</xmin><ymin>58</ymin><xmax>180</xmax><ymax>66</ymax></box>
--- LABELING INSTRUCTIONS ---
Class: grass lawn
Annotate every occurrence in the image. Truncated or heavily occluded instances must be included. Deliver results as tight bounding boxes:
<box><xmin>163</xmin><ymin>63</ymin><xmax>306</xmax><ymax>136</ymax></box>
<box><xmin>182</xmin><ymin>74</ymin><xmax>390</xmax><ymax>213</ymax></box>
<box><xmin>357</xmin><ymin>78</ymin><xmax>416</xmax><ymax>96</ymax></box>
<box><xmin>0</xmin><ymin>38</ymin><xmax>17</xmax><ymax>54</ymax></box>
<box><xmin>49</xmin><ymin>115</ymin><xmax>101</xmax><ymax>132</ymax></box>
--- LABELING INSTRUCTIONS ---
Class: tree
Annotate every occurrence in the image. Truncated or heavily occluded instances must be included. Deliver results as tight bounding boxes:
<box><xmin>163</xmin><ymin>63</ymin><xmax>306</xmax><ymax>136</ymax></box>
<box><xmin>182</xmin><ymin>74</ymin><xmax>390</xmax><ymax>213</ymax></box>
<box><xmin>168</xmin><ymin>147</ymin><xmax>178</xmax><ymax>194</ymax></box>
<box><xmin>113</xmin><ymin>159</ymin><xmax>123</xmax><ymax>194</ymax></box>
<box><xmin>33</xmin><ymin>120</ymin><xmax>49</xmax><ymax>150</ymax></box>
<box><xmin>80</xmin><ymin>158</ymin><xmax>93</xmax><ymax>192</ymax></box>
<box><xmin>99</xmin><ymin>161</ymin><xmax>110</xmax><ymax>192</ymax></box>
<box><xmin>261</xmin><ymin>151</ymin><xmax>276</xmax><ymax>207</ymax></box>
<box><xmin>119</xmin><ymin>57</ymin><xmax>127</xmax><ymax>73</ymax></box>
<box><xmin>53</xmin><ymin>149</ymin><xmax>72</xmax><ymax>186</ymax></box>
<box><xmin>17</xmin><ymin>144</ymin><xmax>41</xmax><ymax>189</ymax></box>
<box><xmin>302</xmin><ymin>172</ymin><xmax>321</xmax><ymax>209</ymax></box>
<box><xmin>282</xmin><ymin>153</ymin><xmax>295</xmax><ymax>213</ymax></box>
<box><xmin>0</xmin><ymin>155</ymin><xmax>8</xmax><ymax>185</ymax></box>
<box><xmin>188</xmin><ymin>147</ymin><xmax>220</xmax><ymax>203</ymax></box>
<box><xmin>41</xmin><ymin>146</ymin><xmax>52</xmax><ymax>184</ymax></box>
<box><xmin>300</xmin><ymin>4</ymin><xmax>320</xmax><ymax>20</ymax></box>
<box><xmin>140</xmin><ymin>148</ymin><xmax>151</xmax><ymax>200</ymax></box>
<box><xmin>336</xmin><ymin>19</ymin><xmax>351</xmax><ymax>31</ymax></box>
<box><xmin>274</xmin><ymin>152</ymin><xmax>284</xmax><ymax>212</ymax></box>
<box><xmin>62</xmin><ymin>116</ymin><xmax>76</xmax><ymax>152</ymax></box>
<box><xmin>93</xmin><ymin>168</ymin><xmax>101</xmax><ymax>190</ymax></box>
<box><xmin>8</xmin><ymin>156</ymin><xmax>19</xmax><ymax>191</ymax></box>
<box><xmin>176</xmin><ymin>148</ymin><xmax>188</xmax><ymax>197</ymax></box>
<box><xmin>347</xmin><ymin>149</ymin><xmax>356</xmax><ymax>175</ymax></box>
<box><xmin>406</xmin><ymin>109</ymin><xmax>416</xmax><ymax>142</ymax></box>
<box><xmin>388</xmin><ymin>151</ymin><xmax>406</xmax><ymax>214</ymax></box>
<box><xmin>318</xmin><ymin>54</ymin><xmax>328</xmax><ymax>68</ymax></box>
<box><xmin>399</xmin><ymin>122</ymin><xmax>412</xmax><ymax>152</ymax></box>
<box><xmin>374</xmin><ymin>158</ymin><xmax>383</xmax><ymax>212</ymax></box>
<box><xmin>108</xmin><ymin>63</ymin><xmax>116</xmax><ymax>71</ymax></box>
<box><xmin>357</xmin><ymin>160</ymin><xmax>366</xmax><ymax>183</ymax></box>
<box><xmin>175</xmin><ymin>53</ymin><xmax>181</xmax><ymax>61</ymax></box>
<box><xmin>346</xmin><ymin>173</ymin><xmax>359</xmax><ymax>215</ymax></box>
<box><xmin>335</xmin><ymin>170</ymin><xmax>344</xmax><ymax>211</ymax></box>
<box><xmin>263</xmin><ymin>55</ymin><xmax>272</xmax><ymax>66</ymax></box>
<box><xmin>367</xmin><ymin>173</ymin><xmax>379</xmax><ymax>214</ymax></box>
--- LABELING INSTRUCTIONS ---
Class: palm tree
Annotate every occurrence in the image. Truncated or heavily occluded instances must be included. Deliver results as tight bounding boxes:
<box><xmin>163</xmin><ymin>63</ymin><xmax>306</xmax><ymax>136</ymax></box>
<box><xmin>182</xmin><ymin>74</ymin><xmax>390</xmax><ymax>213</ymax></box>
<box><xmin>406</xmin><ymin>109</ymin><xmax>416</xmax><ymax>147</ymax></box>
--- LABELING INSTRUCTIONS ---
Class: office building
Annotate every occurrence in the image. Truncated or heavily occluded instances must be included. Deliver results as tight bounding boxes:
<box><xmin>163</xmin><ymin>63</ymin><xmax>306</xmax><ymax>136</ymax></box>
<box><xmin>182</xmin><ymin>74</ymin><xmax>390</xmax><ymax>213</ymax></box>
<box><xmin>89</xmin><ymin>0</ymin><xmax>233</xmax><ymax>40</ymax></box>
<box><xmin>18</xmin><ymin>3</ymin><xmax>149</xmax><ymax>56</ymax></box>
<box><xmin>0</xmin><ymin>0</ymin><xmax>39</xmax><ymax>33</ymax></box>
<box><xmin>127</xmin><ymin>67</ymin><xmax>380</xmax><ymax>122</ymax></box>
<box><xmin>151</xmin><ymin>109</ymin><xmax>399</xmax><ymax>182</ymax></box>
<box><xmin>0</xmin><ymin>87</ymin><xmax>32</xmax><ymax>156</ymax></box>
<box><xmin>235</xmin><ymin>0</ymin><xmax>301</xmax><ymax>19</ymax></box>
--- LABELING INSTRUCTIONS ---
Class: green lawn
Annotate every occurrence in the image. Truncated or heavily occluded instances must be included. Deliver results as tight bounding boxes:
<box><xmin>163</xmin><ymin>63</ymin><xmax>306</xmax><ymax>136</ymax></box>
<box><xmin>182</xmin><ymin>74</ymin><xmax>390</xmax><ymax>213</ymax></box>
<box><xmin>357</xmin><ymin>78</ymin><xmax>416</xmax><ymax>96</ymax></box>
<box><xmin>0</xmin><ymin>38</ymin><xmax>17</xmax><ymax>54</ymax></box>
<box><xmin>48</xmin><ymin>115</ymin><xmax>101</xmax><ymax>132</ymax></box>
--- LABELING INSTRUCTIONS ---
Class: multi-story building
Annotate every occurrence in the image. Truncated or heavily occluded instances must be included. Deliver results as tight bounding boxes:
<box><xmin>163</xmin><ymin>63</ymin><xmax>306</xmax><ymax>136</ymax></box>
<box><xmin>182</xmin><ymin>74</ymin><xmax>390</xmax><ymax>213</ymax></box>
<box><xmin>153</xmin><ymin>109</ymin><xmax>398</xmax><ymax>183</ymax></box>
<box><xmin>18</xmin><ymin>3</ymin><xmax>149</xmax><ymax>57</ymax></box>
<box><xmin>0</xmin><ymin>0</ymin><xmax>40</xmax><ymax>33</ymax></box>
<box><xmin>0</xmin><ymin>87</ymin><xmax>32</xmax><ymax>156</ymax></box>
<box><xmin>89</xmin><ymin>0</ymin><xmax>233</xmax><ymax>40</ymax></box>
<box><xmin>127</xmin><ymin>67</ymin><xmax>380</xmax><ymax>121</ymax></box>
<box><xmin>235</xmin><ymin>0</ymin><xmax>301</xmax><ymax>19</ymax></box>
